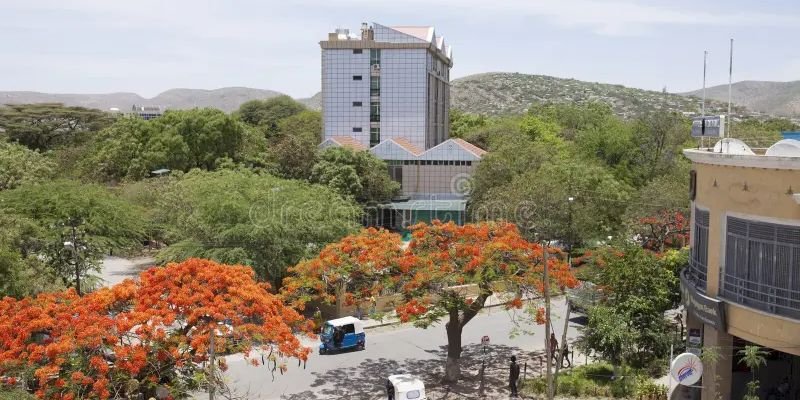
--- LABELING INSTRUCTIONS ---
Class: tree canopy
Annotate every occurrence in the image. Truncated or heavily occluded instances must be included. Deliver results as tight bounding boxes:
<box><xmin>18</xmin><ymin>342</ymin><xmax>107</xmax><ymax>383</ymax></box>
<box><xmin>79</xmin><ymin>109</ymin><xmax>251</xmax><ymax>181</ymax></box>
<box><xmin>397</xmin><ymin>221</ymin><xmax>577</xmax><ymax>382</ymax></box>
<box><xmin>0</xmin><ymin>180</ymin><xmax>145</xmax><ymax>293</ymax></box>
<box><xmin>154</xmin><ymin>169</ymin><xmax>361</xmax><ymax>287</ymax></box>
<box><xmin>0</xmin><ymin>140</ymin><xmax>55</xmax><ymax>191</ymax></box>
<box><xmin>311</xmin><ymin>147</ymin><xmax>400</xmax><ymax>204</ymax></box>
<box><xmin>0</xmin><ymin>103</ymin><xmax>111</xmax><ymax>151</ymax></box>
<box><xmin>236</xmin><ymin>96</ymin><xmax>306</xmax><ymax>134</ymax></box>
<box><xmin>0</xmin><ymin>258</ymin><xmax>311</xmax><ymax>400</ymax></box>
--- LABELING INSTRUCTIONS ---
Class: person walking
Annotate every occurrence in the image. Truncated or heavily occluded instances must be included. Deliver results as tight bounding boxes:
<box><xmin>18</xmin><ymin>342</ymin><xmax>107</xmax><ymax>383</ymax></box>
<box><xmin>369</xmin><ymin>295</ymin><xmax>377</xmax><ymax>315</ymax></box>
<box><xmin>550</xmin><ymin>333</ymin><xmax>559</xmax><ymax>363</ymax></box>
<box><xmin>509</xmin><ymin>355</ymin><xmax>521</xmax><ymax>397</ymax></box>
<box><xmin>562</xmin><ymin>342</ymin><xmax>572</xmax><ymax>368</ymax></box>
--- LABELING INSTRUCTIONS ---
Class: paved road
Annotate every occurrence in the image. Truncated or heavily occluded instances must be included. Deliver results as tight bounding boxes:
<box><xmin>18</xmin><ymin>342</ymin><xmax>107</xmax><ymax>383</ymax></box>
<box><xmin>216</xmin><ymin>298</ymin><xmax>584</xmax><ymax>400</ymax></box>
<box><xmin>99</xmin><ymin>256</ymin><xmax>155</xmax><ymax>286</ymax></box>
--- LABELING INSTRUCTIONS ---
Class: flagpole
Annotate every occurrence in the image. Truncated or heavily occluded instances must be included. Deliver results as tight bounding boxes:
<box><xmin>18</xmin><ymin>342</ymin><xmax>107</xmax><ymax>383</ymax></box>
<box><xmin>727</xmin><ymin>38</ymin><xmax>733</xmax><ymax>140</ymax></box>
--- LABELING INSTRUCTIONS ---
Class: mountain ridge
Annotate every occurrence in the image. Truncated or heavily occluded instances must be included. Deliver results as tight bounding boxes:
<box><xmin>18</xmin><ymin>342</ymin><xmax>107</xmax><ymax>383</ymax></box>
<box><xmin>681</xmin><ymin>80</ymin><xmax>800</xmax><ymax>117</ymax></box>
<box><xmin>3</xmin><ymin>73</ymin><xmax>797</xmax><ymax>119</ymax></box>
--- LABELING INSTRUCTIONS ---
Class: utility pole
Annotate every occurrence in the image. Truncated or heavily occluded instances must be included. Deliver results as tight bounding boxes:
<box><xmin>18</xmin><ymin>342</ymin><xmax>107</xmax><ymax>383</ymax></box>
<box><xmin>70</xmin><ymin>224</ymin><xmax>82</xmax><ymax>296</ymax></box>
<box><xmin>543</xmin><ymin>241</ymin><xmax>553</xmax><ymax>400</ymax></box>
<box><xmin>209</xmin><ymin>331</ymin><xmax>216</xmax><ymax>400</ymax></box>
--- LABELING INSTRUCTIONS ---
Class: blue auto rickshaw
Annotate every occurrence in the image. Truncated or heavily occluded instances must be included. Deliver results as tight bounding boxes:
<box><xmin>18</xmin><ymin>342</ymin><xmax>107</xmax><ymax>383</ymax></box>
<box><xmin>319</xmin><ymin>316</ymin><xmax>366</xmax><ymax>354</ymax></box>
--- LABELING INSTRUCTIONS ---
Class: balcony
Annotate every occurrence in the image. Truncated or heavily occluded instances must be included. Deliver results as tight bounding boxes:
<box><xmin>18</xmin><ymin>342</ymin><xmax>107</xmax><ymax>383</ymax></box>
<box><xmin>685</xmin><ymin>258</ymin><xmax>707</xmax><ymax>292</ymax></box>
<box><xmin>720</xmin><ymin>272</ymin><xmax>800</xmax><ymax>320</ymax></box>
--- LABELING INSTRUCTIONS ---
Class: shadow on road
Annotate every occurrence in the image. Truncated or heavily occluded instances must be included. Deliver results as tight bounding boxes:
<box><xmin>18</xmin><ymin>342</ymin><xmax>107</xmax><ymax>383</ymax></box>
<box><xmin>281</xmin><ymin>344</ymin><xmax>550</xmax><ymax>400</ymax></box>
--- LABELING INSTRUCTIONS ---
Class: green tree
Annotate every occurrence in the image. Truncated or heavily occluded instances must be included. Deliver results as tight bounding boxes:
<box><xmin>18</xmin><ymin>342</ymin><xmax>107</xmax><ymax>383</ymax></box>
<box><xmin>577</xmin><ymin>245</ymin><xmax>678</xmax><ymax>371</ymax></box>
<box><xmin>275</xmin><ymin>110</ymin><xmax>322</xmax><ymax>143</ymax></box>
<box><xmin>0</xmin><ymin>181</ymin><xmax>145</xmax><ymax>293</ymax></box>
<box><xmin>449</xmin><ymin>109</ymin><xmax>487</xmax><ymax>138</ymax></box>
<box><xmin>311</xmin><ymin>147</ymin><xmax>399</xmax><ymax>204</ymax></box>
<box><xmin>0</xmin><ymin>140</ymin><xmax>55</xmax><ymax>190</ymax></box>
<box><xmin>630</xmin><ymin>112</ymin><xmax>691</xmax><ymax>185</ymax></box>
<box><xmin>0</xmin><ymin>211</ymin><xmax>64</xmax><ymax>298</ymax></box>
<box><xmin>738</xmin><ymin>345</ymin><xmax>768</xmax><ymax>400</ymax></box>
<box><xmin>236</xmin><ymin>96</ymin><xmax>306</xmax><ymax>134</ymax></box>
<box><xmin>519</xmin><ymin>114</ymin><xmax>561</xmax><ymax>142</ymax></box>
<box><xmin>80</xmin><ymin>109</ymin><xmax>249</xmax><ymax>181</ymax></box>
<box><xmin>472</xmin><ymin>152</ymin><xmax>631</xmax><ymax>246</ymax></box>
<box><xmin>0</xmin><ymin>103</ymin><xmax>111</xmax><ymax>150</ymax></box>
<box><xmin>154</xmin><ymin>169</ymin><xmax>360</xmax><ymax>287</ymax></box>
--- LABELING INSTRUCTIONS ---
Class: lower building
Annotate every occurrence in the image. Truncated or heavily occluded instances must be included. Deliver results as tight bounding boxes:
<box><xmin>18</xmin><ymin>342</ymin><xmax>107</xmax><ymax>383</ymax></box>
<box><xmin>682</xmin><ymin>138</ymin><xmax>800</xmax><ymax>399</ymax></box>
<box><xmin>320</xmin><ymin>137</ymin><xmax>484</xmax><ymax>229</ymax></box>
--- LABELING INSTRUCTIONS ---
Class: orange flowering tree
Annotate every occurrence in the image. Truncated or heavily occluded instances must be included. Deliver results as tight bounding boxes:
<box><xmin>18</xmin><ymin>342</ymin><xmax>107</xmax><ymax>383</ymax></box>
<box><xmin>636</xmin><ymin>210</ymin><xmax>689</xmax><ymax>252</ymax></box>
<box><xmin>0</xmin><ymin>258</ymin><xmax>311</xmax><ymax>399</ymax></box>
<box><xmin>282</xmin><ymin>228</ymin><xmax>403</xmax><ymax>316</ymax></box>
<box><xmin>396</xmin><ymin>221</ymin><xmax>577</xmax><ymax>382</ymax></box>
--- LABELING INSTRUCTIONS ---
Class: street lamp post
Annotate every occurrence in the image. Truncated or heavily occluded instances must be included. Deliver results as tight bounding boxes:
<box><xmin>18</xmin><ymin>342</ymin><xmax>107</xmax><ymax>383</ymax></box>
<box><xmin>63</xmin><ymin>223</ymin><xmax>82</xmax><ymax>296</ymax></box>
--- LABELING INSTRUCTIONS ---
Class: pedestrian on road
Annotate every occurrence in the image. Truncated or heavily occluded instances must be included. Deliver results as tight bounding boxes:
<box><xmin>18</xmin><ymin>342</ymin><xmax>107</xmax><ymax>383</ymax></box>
<box><xmin>550</xmin><ymin>333</ymin><xmax>559</xmax><ymax>363</ymax></box>
<box><xmin>313</xmin><ymin>307</ymin><xmax>323</xmax><ymax>333</ymax></box>
<box><xmin>509</xmin><ymin>355</ymin><xmax>521</xmax><ymax>397</ymax></box>
<box><xmin>369</xmin><ymin>295</ymin><xmax>377</xmax><ymax>315</ymax></box>
<box><xmin>562</xmin><ymin>342</ymin><xmax>572</xmax><ymax>368</ymax></box>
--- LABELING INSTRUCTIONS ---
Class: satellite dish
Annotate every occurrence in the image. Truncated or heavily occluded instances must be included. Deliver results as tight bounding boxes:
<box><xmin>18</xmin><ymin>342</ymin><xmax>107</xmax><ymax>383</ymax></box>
<box><xmin>713</xmin><ymin>138</ymin><xmax>754</xmax><ymax>155</ymax></box>
<box><xmin>765</xmin><ymin>139</ymin><xmax>800</xmax><ymax>157</ymax></box>
<box><xmin>670</xmin><ymin>353</ymin><xmax>703</xmax><ymax>386</ymax></box>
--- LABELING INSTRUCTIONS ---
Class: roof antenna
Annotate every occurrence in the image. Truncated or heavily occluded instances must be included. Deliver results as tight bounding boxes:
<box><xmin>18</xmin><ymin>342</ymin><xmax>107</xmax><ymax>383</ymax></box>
<box><xmin>727</xmin><ymin>38</ymin><xmax>733</xmax><ymax>141</ymax></box>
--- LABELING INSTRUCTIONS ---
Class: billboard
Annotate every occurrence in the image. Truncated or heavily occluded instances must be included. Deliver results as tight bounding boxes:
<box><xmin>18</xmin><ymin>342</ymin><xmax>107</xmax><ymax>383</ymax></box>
<box><xmin>691</xmin><ymin>115</ymin><xmax>725</xmax><ymax>138</ymax></box>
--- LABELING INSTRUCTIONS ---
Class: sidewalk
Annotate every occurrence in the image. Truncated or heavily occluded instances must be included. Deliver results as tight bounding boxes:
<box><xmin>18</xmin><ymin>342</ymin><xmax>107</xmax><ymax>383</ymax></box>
<box><xmin>360</xmin><ymin>292</ymin><xmax>551</xmax><ymax>329</ymax></box>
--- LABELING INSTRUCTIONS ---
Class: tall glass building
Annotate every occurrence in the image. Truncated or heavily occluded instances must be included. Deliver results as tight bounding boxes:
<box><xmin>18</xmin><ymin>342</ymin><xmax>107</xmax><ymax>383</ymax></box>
<box><xmin>320</xmin><ymin>23</ymin><xmax>451</xmax><ymax>151</ymax></box>
<box><xmin>319</xmin><ymin>23</ymin><xmax>482</xmax><ymax>229</ymax></box>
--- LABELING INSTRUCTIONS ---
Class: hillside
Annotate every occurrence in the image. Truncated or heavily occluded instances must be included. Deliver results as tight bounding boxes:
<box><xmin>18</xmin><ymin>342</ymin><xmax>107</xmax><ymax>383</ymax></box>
<box><xmin>0</xmin><ymin>87</ymin><xmax>283</xmax><ymax>113</ymax></box>
<box><xmin>682</xmin><ymin>80</ymin><xmax>800</xmax><ymax>118</ymax></box>
<box><xmin>449</xmin><ymin>72</ymin><xmax>738</xmax><ymax>118</ymax></box>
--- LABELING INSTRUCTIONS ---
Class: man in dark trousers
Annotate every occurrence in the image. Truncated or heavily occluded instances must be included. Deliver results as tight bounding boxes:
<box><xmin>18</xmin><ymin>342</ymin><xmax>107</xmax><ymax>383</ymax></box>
<box><xmin>550</xmin><ymin>333</ymin><xmax>559</xmax><ymax>363</ymax></box>
<box><xmin>509</xmin><ymin>355</ymin><xmax>521</xmax><ymax>397</ymax></box>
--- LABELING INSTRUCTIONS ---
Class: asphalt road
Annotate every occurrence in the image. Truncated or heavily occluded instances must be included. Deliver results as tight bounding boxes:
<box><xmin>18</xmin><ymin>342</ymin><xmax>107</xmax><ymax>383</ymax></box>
<box><xmin>215</xmin><ymin>297</ymin><xmax>584</xmax><ymax>400</ymax></box>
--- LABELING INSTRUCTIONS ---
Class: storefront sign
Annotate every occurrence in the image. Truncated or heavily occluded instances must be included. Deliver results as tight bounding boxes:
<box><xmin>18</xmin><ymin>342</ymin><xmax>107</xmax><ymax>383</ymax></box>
<box><xmin>671</xmin><ymin>353</ymin><xmax>704</xmax><ymax>386</ymax></box>
<box><xmin>680</xmin><ymin>270</ymin><xmax>726</xmax><ymax>331</ymax></box>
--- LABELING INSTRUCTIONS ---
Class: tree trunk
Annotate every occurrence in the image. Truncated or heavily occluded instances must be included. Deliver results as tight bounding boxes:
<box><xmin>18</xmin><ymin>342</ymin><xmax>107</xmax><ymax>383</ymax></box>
<box><xmin>444</xmin><ymin>311</ymin><xmax>462</xmax><ymax>383</ymax></box>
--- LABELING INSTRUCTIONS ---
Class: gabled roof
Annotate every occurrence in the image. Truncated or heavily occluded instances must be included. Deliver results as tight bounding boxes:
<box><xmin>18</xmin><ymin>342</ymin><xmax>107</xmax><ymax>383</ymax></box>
<box><xmin>418</xmin><ymin>138</ymin><xmax>487</xmax><ymax>161</ymax></box>
<box><xmin>370</xmin><ymin>137</ymin><xmax>423</xmax><ymax>160</ymax></box>
<box><xmin>392</xmin><ymin>137</ymin><xmax>424</xmax><ymax>156</ymax></box>
<box><xmin>452</xmin><ymin>138</ymin><xmax>487</xmax><ymax>157</ymax></box>
<box><xmin>319</xmin><ymin>136</ymin><xmax>368</xmax><ymax>151</ymax></box>
<box><xmin>391</xmin><ymin>26</ymin><xmax>434</xmax><ymax>42</ymax></box>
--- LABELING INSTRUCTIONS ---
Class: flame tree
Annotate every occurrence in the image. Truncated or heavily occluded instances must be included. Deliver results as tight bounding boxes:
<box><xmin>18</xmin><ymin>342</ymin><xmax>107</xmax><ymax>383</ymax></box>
<box><xmin>282</xmin><ymin>228</ymin><xmax>403</xmax><ymax>316</ymax></box>
<box><xmin>396</xmin><ymin>221</ymin><xmax>578</xmax><ymax>382</ymax></box>
<box><xmin>0</xmin><ymin>258</ymin><xmax>311</xmax><ymax>399</ymax></box>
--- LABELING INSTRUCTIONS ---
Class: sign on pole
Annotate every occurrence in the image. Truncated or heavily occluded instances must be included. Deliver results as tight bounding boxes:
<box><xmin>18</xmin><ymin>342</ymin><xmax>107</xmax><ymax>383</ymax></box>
<box><xmin>691</xmin><ymin>115</ymin><xmax>726</xmax><ymax>138</ymax></box>
<box><xmin>670</xmin><ymin>353</ymin><xmax>704</xmax><ymax>386</ymax></box>
<box><xmin>481</xmin><ymin>335</ymin><xmax>490</xmax><ymax>346</ymax></box>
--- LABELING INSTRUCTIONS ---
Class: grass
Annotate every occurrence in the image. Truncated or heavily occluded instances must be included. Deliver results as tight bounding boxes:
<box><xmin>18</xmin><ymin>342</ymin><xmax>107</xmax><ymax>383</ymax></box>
<box><xmin>0</xmin><ymin>388</ymin><xmax>36</xmax><ymax>400</ymax></box>
<box><xmin>521</xmin><ymin>362</ymin><xmax>667</xmax><ymax>399</ymax></box>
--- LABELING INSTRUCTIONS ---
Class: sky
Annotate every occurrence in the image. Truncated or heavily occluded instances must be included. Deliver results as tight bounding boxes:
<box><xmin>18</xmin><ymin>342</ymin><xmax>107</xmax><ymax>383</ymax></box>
<box><xmin>1</xmin><ymin>0</ymin><xmax>798</xmax><ymax>99</ymax></box>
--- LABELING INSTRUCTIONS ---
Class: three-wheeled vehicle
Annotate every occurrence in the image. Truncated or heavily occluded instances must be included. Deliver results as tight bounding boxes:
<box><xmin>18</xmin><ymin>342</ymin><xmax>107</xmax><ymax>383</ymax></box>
<box><xmin>386</xmin><ymin>374</ymin><xmax>426</xmax><ymax>400</ymax></box>
<box><xmin>318</xmin><ymin>316</ymin><xmax>365</xmax><ymax>354</ymax></box>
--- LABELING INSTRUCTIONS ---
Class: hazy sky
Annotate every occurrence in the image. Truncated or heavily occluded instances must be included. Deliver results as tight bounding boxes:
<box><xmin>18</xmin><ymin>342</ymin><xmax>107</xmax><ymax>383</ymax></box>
<box><xmin>1</xmin><ymin>0</ymin><xmax>798</xmax><ymax>98</ymax></box>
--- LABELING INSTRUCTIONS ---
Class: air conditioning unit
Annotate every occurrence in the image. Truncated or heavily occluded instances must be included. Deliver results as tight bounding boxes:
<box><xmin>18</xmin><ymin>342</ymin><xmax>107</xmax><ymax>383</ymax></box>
<box><xmin>371</xmin><ymin>64</ymin><xmax>381</xmax><ymax>72</ymax></box>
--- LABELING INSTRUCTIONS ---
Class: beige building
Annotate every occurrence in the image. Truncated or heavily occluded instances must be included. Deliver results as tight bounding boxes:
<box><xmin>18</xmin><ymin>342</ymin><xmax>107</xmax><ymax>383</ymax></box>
<box><xmin>682</xmin><ymin>138</ymin><xmax>800</xmax><ymax>400</ymax></box>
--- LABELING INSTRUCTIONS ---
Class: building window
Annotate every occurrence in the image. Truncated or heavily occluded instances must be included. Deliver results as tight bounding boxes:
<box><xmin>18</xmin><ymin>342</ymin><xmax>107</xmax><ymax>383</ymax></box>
<box><xmin>466</xmin><ymin>161</ymin><xmax>472</xmax><ymax>166</ymax></box>
<box><xmin>353</xmin><ymin>49</ymin><xmax>363</xmax><ymax>54</ymax></box>
<box><xmin>353</xmin><ymin>101</ymin><xmax>362</xmax><ymax>107</ymax></box>
<box><xmin>370</xmin><ymin>101</ymin><xmax>380</xmax><ymax>122</ymax></box>
<box><xmin>353</xmin><ymin>75</ymin><xmax>362</xmax><ymax>81</ymax></box>
<box><xmin>370</xmin><ymin>127</ymin><xmax>380</xmax><ymax>147</ymax></box>
<box><xmin>388</xmin><ymin>164</ymin><xmax>402</xmax><ymax>185</ymax></box>
<box><xmin>352</xmin><ymin>127</ymin><xmax>362</xmax><ymax>133</ymax></box>
<box><xmin>370</xmin><ymin>77</ymin><xmax>380</xmax><ymax>96</ymax></box>
<box><xmin>721</xmin><ymin>216</ymin><xmax>800</xmax><ymax>319</ymax></box>
<box><xmin>370</xmin><ymin>49</ymin><xmax>381</xmax><ymax>65</ymax></box>
<box><xmin>688</xmin><ymin>207</ymin><xmax>709</xmax><ymax>290</ymax></box>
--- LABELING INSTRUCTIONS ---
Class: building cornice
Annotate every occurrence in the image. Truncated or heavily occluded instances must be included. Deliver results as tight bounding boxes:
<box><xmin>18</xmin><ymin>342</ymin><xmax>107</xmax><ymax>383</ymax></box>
<box><xmin>319</xmin><ymin>41</ymin><xmax>452</xmax><ymax>66</ymax></box>
<box><xmin>683</xmin><ymin>148</ymin><xmax>800</xmax><ymax>170</ymax></box>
